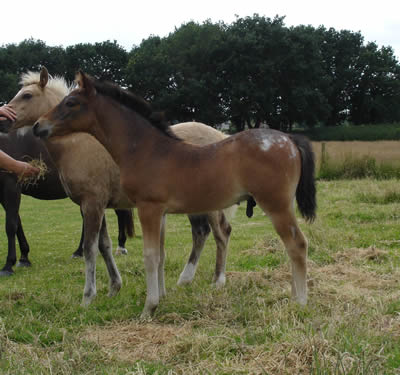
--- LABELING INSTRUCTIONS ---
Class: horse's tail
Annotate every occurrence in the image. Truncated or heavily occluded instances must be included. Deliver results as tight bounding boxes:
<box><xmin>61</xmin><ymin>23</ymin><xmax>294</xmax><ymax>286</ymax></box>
<box><xmin>124</xmin><ymin>209</ymin><xmax>134</xmax><ymax>237</ymax></box>
<box><xmin>289</xmin><ymin>134</ymin><xmax>317</xmax><ymax>223</ymax></box>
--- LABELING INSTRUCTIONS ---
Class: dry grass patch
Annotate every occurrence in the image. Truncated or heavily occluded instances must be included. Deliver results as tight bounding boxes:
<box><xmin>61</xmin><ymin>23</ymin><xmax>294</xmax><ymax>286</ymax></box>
<box><xmin>84</xmin><ymin>322</ymin><xmax>192</xmax><ymax>363</ymax></box>
<box><xmin>312</xmin><ymin>141</ymin><xmax>400</xmax><ymax>171</ymax></box>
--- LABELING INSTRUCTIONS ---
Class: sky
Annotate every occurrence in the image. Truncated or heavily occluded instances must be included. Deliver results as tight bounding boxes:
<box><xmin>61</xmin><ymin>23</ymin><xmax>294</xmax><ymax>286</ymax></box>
<box><xmin>1</xmin><ymin>0</ymin><xmax>399</xmax><ymax>60</ymax></box>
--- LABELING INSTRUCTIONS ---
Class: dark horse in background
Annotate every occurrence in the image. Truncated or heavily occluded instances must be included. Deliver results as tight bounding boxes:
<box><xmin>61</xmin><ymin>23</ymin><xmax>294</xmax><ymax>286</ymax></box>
<box><xmin>0</xmin><ymin>123</ymin><xmax>133</xmax><ymax>277</ymax></box>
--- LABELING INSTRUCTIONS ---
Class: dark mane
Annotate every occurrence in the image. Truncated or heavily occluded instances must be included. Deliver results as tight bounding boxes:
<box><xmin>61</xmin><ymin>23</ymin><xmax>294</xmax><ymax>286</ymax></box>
<box><xmin>91</xmin><ymin>78</ymin><xmax>178</xmax><ymax>139</ymax></box>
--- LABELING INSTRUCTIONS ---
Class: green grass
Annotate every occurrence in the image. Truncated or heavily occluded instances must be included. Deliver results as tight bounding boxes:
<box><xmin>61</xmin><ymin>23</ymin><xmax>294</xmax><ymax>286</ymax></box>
<box><xmin>0</xmin><ymin>179</ymin><xmax>400</xmax><ymax>373</ymax></box>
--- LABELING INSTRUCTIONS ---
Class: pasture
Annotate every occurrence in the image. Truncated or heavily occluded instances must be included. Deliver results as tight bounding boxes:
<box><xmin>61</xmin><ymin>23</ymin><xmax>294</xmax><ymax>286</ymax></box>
<box><xmin>313</xmin><ymin>141</ymin><xmax>400</xmax><ymax>170</ymax></box>
<box><xmin>0</xmin><ymin>178</ymin><xmax>400</xmax><ymax>374</ymax></box>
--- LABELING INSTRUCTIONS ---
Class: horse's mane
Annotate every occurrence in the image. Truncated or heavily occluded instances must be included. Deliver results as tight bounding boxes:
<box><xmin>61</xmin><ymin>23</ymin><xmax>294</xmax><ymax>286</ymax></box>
<box><xmin>91</xmin><ymin>78</ymin><xmax>177</xmax><ymax>139</ymax></box>
<box><xmin>20</xmin><ymin>71</ymin><xmax>73</xmax><ymax>98</ymax></box>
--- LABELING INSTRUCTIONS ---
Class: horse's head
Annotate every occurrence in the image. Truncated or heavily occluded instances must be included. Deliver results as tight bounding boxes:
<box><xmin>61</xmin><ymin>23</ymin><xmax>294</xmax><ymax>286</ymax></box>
<box><xmin>9</xmin><ymin>67</ymin><xmax>71</xmax><ymax>132</ymax></box>
<box><xmin>33</xmin><ymin>71</ymin><xmax>97</xmax><ymax>139</ymax></box>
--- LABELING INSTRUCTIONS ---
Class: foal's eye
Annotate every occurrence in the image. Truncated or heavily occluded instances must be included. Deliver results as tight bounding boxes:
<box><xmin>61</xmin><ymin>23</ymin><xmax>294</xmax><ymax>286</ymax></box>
<box><xmin>22</xmin><ymin>93</ymin><xmax>33</xmax><ymax>100</ymax></box>
<box><xmin>65</xmin><ymin>98</ymin><xmax>78</xmax><ymax>108</ymax></box>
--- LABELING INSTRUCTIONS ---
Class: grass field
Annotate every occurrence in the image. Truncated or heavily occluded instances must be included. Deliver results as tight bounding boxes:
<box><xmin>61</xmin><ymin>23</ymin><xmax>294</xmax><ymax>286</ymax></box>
<box><xmin>312</xmin><ymin>141</ymin><xmax>400</xmax><ymax>171</ymax></box>
<box><xmin>0</xmin><ymin>179</ymin><xmax>400</xmax><ymax>374</ymax></box>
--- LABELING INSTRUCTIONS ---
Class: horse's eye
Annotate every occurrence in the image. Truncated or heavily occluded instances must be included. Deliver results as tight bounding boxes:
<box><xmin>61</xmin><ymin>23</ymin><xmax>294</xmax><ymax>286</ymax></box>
<box><xmin>22</xmin><ymin>93</ymin><xmax>33</xmax><ymax>100</ymax></box>
<box><xmin>65</xmin><ymin>99</ymin><xmax>78</xmax><ymax>107</ymax></box>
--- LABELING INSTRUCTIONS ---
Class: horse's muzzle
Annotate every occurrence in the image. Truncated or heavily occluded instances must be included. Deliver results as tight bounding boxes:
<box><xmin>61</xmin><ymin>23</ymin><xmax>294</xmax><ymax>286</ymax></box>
<box><xmin>33</xmin><ymin>121</ymin><xmax>49</xmax><ymax>138</ymax></box>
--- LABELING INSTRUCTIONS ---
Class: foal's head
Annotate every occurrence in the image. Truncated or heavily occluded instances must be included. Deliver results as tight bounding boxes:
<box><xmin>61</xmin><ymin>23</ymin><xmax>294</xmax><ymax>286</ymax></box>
<box><xmin>9</xmin><ymin>67</ymin><xmax>71</xmax><ymax>132</ymax></box>
<box><xmin>33</xmin><ymin>71</ymin><xmax>100</xmax><ymax>139</ymax></box>
<box><xmin>34</xmin><ymin>71</ymin><xmax>173</xmax><ymax>140</ymax></box>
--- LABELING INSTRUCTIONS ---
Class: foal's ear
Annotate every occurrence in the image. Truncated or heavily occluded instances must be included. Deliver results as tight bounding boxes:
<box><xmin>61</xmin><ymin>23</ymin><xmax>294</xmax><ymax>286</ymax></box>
<box><xmin>76</xmin><ymin>71</ymin><xmax>96</xmax><ymax>97</ymax></box>
<box><xmin>39</xmin><ymin>67</ymin><xmax>49</xmax><ymax>89</ymax></box>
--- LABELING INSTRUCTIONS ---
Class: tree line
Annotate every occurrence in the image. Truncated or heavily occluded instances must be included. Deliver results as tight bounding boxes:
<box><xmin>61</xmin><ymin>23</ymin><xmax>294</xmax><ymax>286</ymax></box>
<box><xmin>1</xmin><ymin>15</ymin><xmax>399</xmax><ymax>132</ymax></box>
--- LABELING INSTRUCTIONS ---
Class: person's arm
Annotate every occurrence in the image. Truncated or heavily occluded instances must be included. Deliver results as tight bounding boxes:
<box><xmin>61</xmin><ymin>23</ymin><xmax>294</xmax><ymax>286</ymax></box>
<box><xmin>0</xmin><ymin>105</ymin><xmax>16</xmax><ymax>121</ymax></box>
<box><xmin>0</xmin><ymin>150</ymin><xmax>40</xmax><ymax>177</ymax></box>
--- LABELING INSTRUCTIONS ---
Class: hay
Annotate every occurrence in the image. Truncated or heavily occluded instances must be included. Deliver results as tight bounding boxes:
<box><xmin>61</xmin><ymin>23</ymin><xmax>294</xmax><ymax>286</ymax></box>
<box><xmin>17</xmin><ymin>157</ymin><xmax>48</xmax><ymax>188</ymax></box>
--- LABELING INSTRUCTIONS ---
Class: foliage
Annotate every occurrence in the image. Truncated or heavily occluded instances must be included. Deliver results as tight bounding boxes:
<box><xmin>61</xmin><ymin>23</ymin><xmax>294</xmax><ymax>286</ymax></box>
<box><xmin>1</xmin><ymin>16</ymin><xmax>400</xmax><ymax>130</ymax></box>
<box><xmin>296</xmin><ymin>123</ymin><xmax>400</xmax><ymax>141</ymax></box>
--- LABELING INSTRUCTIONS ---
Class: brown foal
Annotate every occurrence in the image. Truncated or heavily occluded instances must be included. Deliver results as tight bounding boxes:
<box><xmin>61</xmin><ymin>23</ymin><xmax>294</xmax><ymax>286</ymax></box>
<box><xmin>33</xmin><ymin>72</ymin><xmax>316</xmax><ymax>318</ymax></box>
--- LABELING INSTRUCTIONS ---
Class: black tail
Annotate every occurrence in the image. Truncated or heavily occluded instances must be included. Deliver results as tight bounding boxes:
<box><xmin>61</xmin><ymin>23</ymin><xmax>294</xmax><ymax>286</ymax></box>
<box><xmin>289</xmin><ymin>134</ymin><xmax>317</xmax><ymax>222</ymax></box>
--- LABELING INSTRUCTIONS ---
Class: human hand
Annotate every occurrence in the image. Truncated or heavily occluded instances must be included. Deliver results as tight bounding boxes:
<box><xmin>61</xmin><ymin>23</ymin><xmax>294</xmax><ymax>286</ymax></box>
<box><xmin>13</xmin><ymin>161</ymin><xmax>40</xmax><ymax>177</ymax></box>
<box><xmin>0</xmin><ymin>105</ymin><xmax>16</xmax><ymax>121</ymax></box>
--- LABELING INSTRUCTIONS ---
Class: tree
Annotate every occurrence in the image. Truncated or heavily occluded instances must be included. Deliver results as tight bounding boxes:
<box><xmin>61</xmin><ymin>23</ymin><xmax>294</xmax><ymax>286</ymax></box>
<box><xmin>223</xmin><ymin>15</ymin><xmax>285</xmax><ymax>131</ymax></box>
<box><xmin>65</xmin><ymin>40</ymin><xmax>128</xmax><ymax>84</ymax></box>
<box><xmin>126</xmin><ymin>21</ymin><xmax>228</xmax><ymax>124</ymax></box>
<box><xmin>318</xmin><ymin>28</ymin><xmax>364</xmax><ymax>126</ymax></box>
<box><xmin>349</xmin><ymin>43</ymin><xmax>400</xmax><ymax>124</ymax></box>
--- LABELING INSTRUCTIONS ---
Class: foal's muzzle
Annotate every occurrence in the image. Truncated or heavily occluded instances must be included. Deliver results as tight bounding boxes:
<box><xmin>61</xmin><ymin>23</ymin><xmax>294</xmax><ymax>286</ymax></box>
<box><xmin>33</xmin><ymin>121</ymin><xmax>49</xmax><ymax>139</ymax></box>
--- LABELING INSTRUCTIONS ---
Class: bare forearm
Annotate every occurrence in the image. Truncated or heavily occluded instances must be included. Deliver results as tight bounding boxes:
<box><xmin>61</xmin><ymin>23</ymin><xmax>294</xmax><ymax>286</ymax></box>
<box><xmin>0</xmin><ymin>150</ymin><xmax>39</xmax><ymax>176</ymax></box>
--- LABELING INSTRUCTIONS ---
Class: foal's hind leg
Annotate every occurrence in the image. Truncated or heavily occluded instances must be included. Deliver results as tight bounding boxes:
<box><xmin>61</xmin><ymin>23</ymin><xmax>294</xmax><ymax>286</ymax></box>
<box><xmin>98</xmin><ymin>216</ymin><xmax>122</xmax><ymax>297</ymax></box>
<box><xmin>158</xmin><ymin>215</ymin><xmax>167</xmax><ymax>298</ymax></box>
<box><xmin>267</xmin><ymin>208</ymin><xmax>308</xmax><ymax>305</ymax></box>
<box><xmin>177</xmin><ymin>215</ymin><xmax>210</xmax><ymax>286</ymax></box>
<box><xmin>115</xmin><ymin>209</ymin><xmax>129</xmax><ymax>255</ymax></box>
<box><xmin>208</xmin><ymin>211</ymin><xmax>231</xmax><ymax>288</ymax></box>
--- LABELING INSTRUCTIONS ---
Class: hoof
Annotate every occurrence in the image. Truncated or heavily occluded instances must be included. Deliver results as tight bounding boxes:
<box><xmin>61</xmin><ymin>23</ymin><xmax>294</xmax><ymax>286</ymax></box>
<box><xmin>115</xmin><ymin>247</ymin><xmax>128</xmax><ymax>256</ymax></box>
<box><xmin>16</xmin><ymin>260</ymin><xmax>31</xmax><ymax>268</ymax></box>
<box><xmin>108</xmin><ymin>279</ymin><xmax>122</xmax><ymax>297</ymax></box>
<box><xmin>71</xmin><ymin>252</ymin><xmax>83</xmax><ymax>259</ymax></box>
<box><xmin>0</xmin><ymin>269</ymin><xmax>14</xmax><ymax>277</ymax></box>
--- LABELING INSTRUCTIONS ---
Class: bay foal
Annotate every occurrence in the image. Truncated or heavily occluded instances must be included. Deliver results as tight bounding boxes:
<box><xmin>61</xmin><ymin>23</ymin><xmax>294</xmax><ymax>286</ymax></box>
<box><xmin>34</xmin><ymin>73</ymin><xmax>316</xmax><ymax>318</ymax></box>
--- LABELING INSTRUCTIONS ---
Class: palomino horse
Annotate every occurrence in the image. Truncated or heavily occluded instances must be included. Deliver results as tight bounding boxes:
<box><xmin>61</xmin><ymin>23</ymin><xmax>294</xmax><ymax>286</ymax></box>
<box><xmin>10</xmin><ymin>68</ymin><xmax>237</xmax><ymax>292</ymax></box>
<box><xmin>1</xmin><ymin>69</ymin><xmax>134</xmax><ymax>273</ymax></box>
<box><xmin>34</xmin><ymin>72</ymin><xmax>316</xmax><ymax>318</ymax></box>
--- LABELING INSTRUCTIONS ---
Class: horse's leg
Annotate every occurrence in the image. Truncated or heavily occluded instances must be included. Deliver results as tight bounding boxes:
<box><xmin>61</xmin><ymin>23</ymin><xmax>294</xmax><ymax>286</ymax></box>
<box><xmin>98</xmin><ymin>216</ymin><xmax>122</xmax><ymax>297</ymax></box>
<box><xmin>137</xmin><ymin>204</ymin><xmax>164</xmax><ymax>318</ymax></box>
<box><xmin>16</xmin><ymin>214</ymin><xmax>31</xmax><ymax>267</ymax></box>
<box><xmin>158</xmin><ymin>215</ymin><xmax>167</xmax><ymax>298</ymax></box>
<box><xmin>81</xmin><ymin>203</ymin><xmax>103</xmax><ymax>306</ymax></box>
<box><xmin>177</xmin><ymin>215</ymin><xmax>210</xmax><ymax>285</ymax></box>
<box><xmin>208</xmin><ymin>211</ymin><xmax>232</xmax><ymax>288</ymax></box>
<box><xmin>72</xmin><ymin>208</ymin><xmax>84</xmax><ymax>258</ymax></box>
<box><xmin>115</xmin><ymin>209</ymin><xmax>128</xmax><ymax>255</ymax></box>
<box><xmin>0</xmin><ymin>185</ymin><xmax>21</xmax><ymax>276</ymax></box>
<box><xmin>266</xmin><ymin>207</ymin><xmax>308</xmax><ymax>305</ymax></box>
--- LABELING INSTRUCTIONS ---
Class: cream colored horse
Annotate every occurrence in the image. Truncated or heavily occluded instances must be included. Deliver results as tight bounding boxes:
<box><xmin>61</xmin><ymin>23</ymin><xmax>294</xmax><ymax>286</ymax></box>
<box><xmin>9</xmin><ymin>68</ymin><xmax>236</xmax><ymax>298</ymax></box>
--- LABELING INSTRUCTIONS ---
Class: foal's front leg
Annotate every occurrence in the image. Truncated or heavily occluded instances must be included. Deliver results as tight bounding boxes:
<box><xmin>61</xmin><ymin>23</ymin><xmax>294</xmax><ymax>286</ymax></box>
<box><xmin>137</xmin><ymin>204</ymin><xmax>165</xmax><ymax>318</ymax></box>
<box><xmin>81</xmin><ymin>204</ymin><xmax>103</xmax><ymax>306</ymax></box>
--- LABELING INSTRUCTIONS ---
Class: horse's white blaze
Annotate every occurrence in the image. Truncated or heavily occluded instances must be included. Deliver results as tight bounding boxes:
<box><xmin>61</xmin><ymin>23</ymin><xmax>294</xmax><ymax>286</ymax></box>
<box><xmin>177</xmin><ymin>263</ymin><xmax>197</xmax><ymax>285</ymax></box>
